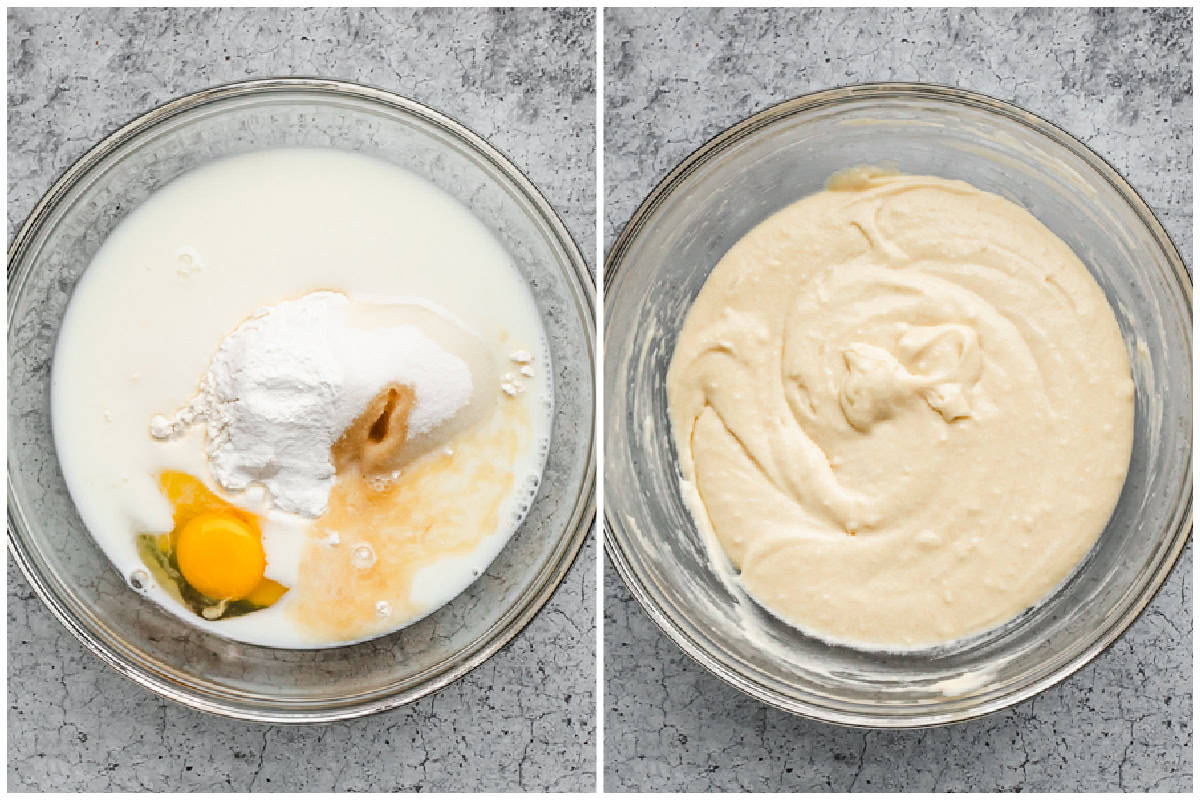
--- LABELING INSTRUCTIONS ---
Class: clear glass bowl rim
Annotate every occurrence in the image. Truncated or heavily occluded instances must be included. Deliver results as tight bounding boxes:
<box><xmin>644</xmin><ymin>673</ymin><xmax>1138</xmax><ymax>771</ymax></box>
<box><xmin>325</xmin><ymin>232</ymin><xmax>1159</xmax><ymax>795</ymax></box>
<box><xmin>603</xmin><ymin>81</ymin><xmax>1192</xmax><ymax>728</ymax></box>
<box><xmin>8</xmin><ymin>77</ymin><xmax>597</xmax><ymax>722</ymax></box>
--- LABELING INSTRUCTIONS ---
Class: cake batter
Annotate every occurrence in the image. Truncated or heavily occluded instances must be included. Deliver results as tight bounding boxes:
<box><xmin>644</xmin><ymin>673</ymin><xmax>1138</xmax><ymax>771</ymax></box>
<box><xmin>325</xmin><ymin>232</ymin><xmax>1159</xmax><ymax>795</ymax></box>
<box><xmin>667</xmin><ymin>168</ymin><xmax>1134</xmax><ymax>650</ymax></box>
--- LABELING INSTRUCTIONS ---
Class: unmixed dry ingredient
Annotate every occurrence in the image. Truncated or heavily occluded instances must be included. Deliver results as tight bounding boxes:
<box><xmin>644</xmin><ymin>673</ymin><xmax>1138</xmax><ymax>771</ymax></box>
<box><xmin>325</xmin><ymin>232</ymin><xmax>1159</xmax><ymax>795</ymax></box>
<box><xmin>152</xmin><ymin>291</ymin><xmax>476</xmax><ymax>518</ymax></box>
<box><xmin>667</xmin><ymin>168</ymin><xmax>1135</xmax><ymax>650</ymax></box>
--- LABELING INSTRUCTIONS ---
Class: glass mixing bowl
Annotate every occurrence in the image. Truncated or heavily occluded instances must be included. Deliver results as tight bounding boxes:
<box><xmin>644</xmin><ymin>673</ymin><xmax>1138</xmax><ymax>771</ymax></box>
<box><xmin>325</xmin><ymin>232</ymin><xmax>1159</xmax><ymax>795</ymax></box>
<box><xmin>604</xmin><ymin>83</ymin><xmax>1191</xmax><ymax>727</ymax></box>
<box><xmin>8</xmin><ymin>78</ymin><xmax>595</xmax><ymax>722</ymax></box>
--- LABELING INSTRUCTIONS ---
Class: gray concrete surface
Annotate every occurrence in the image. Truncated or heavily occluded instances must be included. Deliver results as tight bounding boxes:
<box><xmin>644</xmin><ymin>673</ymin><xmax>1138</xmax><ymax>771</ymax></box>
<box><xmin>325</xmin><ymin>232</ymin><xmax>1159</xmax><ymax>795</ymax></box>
<box><xmin>604</xmin><ymin>7</ymin><xmax>1192</xmax><ymax>792</ymax></box>
<box><xmin>7</xmin><ymin>7</ymin><xmax>595</xmax><ymax>792</ymax></box>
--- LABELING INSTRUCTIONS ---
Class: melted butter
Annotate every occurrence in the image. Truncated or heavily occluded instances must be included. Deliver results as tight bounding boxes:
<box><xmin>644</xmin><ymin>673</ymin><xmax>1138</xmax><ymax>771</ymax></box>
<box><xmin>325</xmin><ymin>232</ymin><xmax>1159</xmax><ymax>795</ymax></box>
<box><xmin>288</xmin><ymin>397</ymin><xmax>529</xmax><ymax>642</ymax></box>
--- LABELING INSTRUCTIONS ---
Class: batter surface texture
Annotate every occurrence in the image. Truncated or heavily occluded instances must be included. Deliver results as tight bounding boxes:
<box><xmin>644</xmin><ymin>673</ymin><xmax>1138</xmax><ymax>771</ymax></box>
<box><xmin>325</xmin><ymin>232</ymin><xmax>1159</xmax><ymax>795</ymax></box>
<box><xmin>667</xmin><ymin>168</ymin><xmax>1135</xmax><ymax>649</ymax></box>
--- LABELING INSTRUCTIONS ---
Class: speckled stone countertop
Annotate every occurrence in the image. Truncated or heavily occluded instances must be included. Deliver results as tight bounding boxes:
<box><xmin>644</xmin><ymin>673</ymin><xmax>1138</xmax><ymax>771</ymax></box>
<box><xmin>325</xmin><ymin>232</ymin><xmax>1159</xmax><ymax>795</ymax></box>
<box><xmin>604</xmin><ymin>7</ymin><xmax>1192</xmax><ymax>792</ymax></box>
<box><xmin>7</xmin><ymin>7</ymin><xmax>595</xmax><ymax>792</ymax></box>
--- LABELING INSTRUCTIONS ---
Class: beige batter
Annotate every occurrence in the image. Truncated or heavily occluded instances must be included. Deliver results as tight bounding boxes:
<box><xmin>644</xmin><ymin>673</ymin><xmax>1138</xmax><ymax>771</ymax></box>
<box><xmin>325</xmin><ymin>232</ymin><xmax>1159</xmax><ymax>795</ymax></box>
<box><xmin>667</xmin><ymin>168</ymin><xmax>1135</xmax><ymax>650</ymax></box>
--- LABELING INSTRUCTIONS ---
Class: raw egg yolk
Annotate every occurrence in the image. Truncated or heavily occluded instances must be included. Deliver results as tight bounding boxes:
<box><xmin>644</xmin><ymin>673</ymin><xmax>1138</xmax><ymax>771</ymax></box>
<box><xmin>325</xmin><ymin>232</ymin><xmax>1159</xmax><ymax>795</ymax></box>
<box><xmin>176</xmin><ymin>512</ymin><xmax>266</xmax><ymax>600</ymax></box>
<box><xmin>156</xmin><ymin>471</ymin><xmax>287</xmax><ymax>605</ymax></box>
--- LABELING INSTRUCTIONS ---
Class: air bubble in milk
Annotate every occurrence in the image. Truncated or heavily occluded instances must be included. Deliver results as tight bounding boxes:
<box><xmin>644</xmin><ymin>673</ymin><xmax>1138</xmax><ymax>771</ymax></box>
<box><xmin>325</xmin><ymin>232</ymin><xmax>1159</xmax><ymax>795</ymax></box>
<box><xmin>375</xmin><ymin>600</ymin><xmax>391</xmax><ymax>617</ymax></box>
<box><xmin>351</xmin><ymin>543</ymin><xmax>376</xmax><ymax>569</ymax></box>
<box><xmin>128</xmin><ymin>569</ymin><xmax>150</xmax><ymax>592</ymax></box>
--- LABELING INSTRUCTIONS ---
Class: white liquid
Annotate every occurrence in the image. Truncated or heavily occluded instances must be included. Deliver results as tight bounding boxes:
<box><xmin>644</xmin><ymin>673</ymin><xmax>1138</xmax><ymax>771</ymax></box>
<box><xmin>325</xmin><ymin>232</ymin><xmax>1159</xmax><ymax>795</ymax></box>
<box><xmin>51</xmin><ymin>148</ymin><xmax>552</xmax><ymax>648</ymax></box>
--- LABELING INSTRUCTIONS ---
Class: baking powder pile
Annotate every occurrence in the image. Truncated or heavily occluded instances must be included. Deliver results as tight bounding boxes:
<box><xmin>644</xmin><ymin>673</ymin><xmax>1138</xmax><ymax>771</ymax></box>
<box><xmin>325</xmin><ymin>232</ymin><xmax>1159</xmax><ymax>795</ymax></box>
<box><xmin>151</xmin><ymin>291</ymin><xmax>473</xmax><ymax>517</ymax></box>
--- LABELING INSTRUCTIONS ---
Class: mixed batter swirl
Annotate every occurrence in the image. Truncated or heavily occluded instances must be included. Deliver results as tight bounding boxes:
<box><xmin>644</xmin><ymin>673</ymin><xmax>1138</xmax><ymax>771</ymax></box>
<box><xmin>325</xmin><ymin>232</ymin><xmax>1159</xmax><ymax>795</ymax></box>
<box><xmin>667</xmin><ymin>168</ymin><xmax>1134</xmax><ymax>649</ymax></box>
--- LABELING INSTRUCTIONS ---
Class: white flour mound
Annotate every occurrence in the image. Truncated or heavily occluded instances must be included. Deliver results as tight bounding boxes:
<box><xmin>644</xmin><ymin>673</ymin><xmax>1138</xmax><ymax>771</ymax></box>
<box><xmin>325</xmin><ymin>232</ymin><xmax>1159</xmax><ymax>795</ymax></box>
<box><xmin>151</xmin><ymin>291</ymin><xmax>473</xmax><ymax>517</ymax></box>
